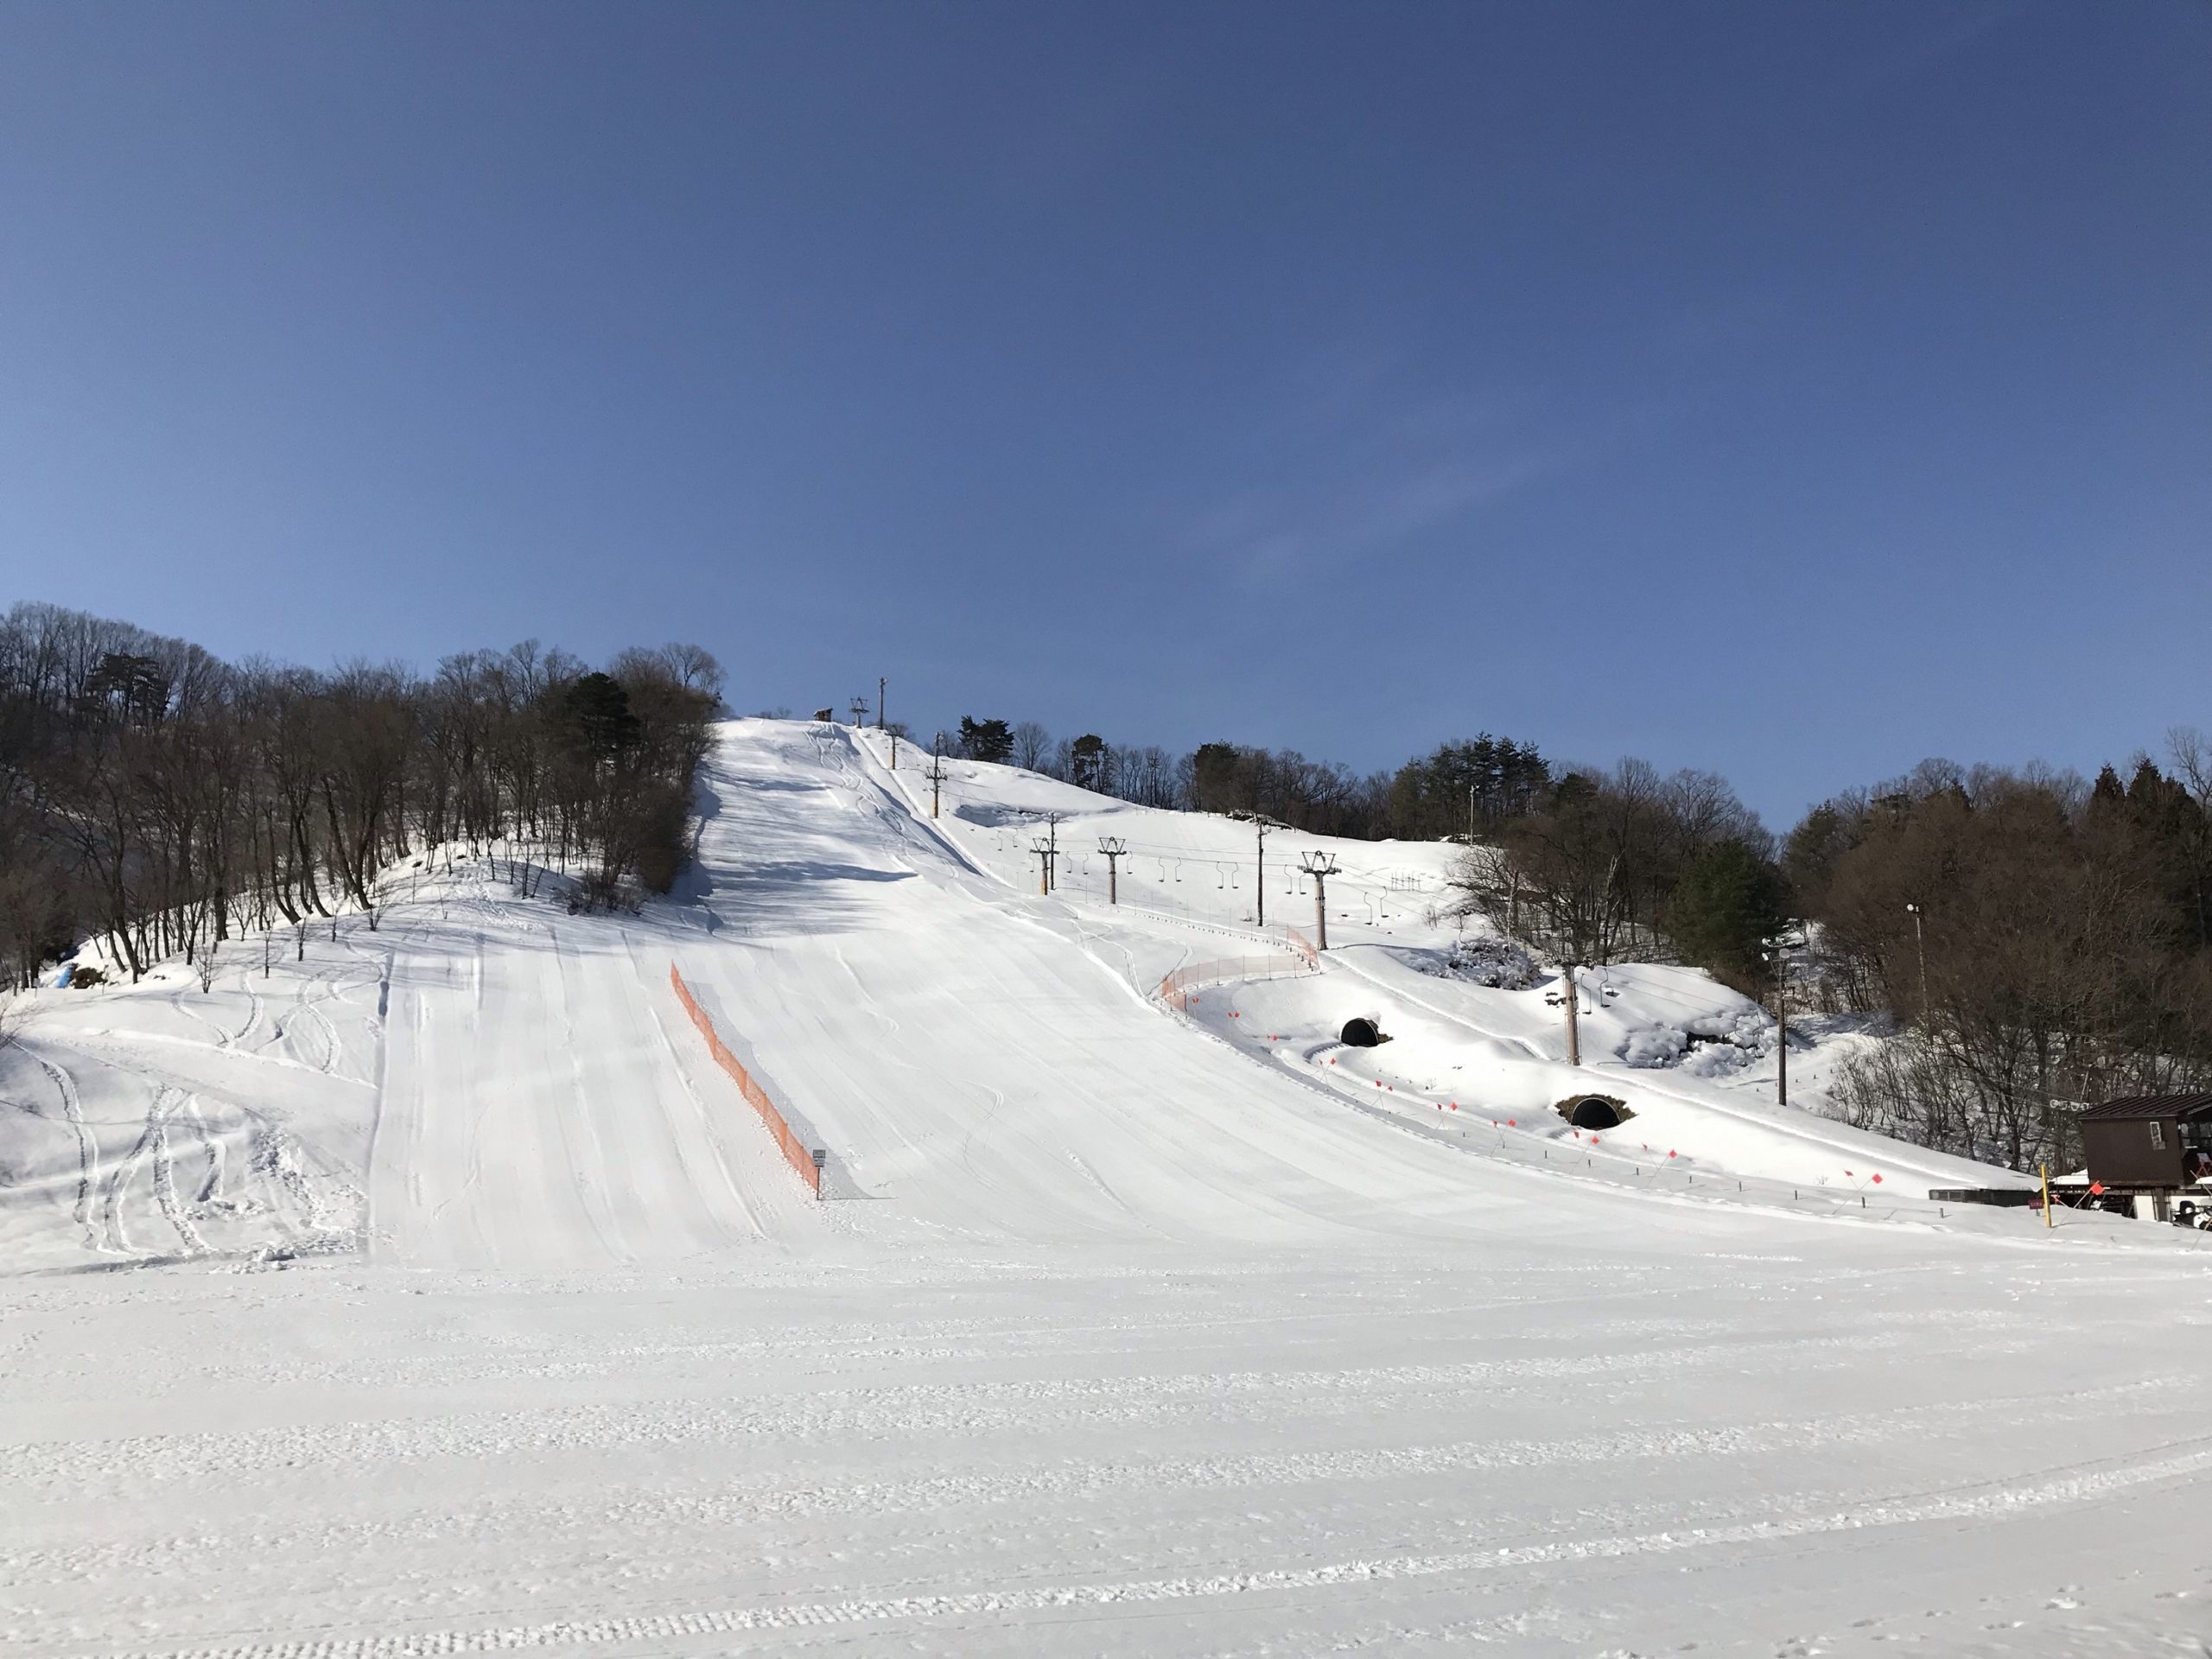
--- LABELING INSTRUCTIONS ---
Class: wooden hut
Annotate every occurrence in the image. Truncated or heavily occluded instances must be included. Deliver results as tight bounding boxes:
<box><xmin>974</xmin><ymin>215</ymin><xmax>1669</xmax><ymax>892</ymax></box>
<box><xmin>2079</xmin><ymin>1094</ymin><xmax>2212</xmax><ymax>1197</ymax></box>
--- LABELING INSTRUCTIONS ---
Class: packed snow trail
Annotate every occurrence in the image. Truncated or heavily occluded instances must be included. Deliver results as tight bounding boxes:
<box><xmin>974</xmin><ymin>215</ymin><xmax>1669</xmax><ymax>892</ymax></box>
<box><xmin>667</xmin><ymin>721</ymin><xmax>1967</xmax><ymax>1249</ymax></box>
<box><xmin>369</xmin><ymin>917</ymin><xmax>813</xmax><ymax>1268</ymax></box>
<box><xmin>670</xmin><ymin>721</ymin><xmax>1696</xmax><ymax>1248</ymax></box>
<box><xmin>6</xmin><ymin>718</ymin><xmax>2212</xmax><ymax>1659</ymax></box>
<box><xmin>7</xmin><ymin>1242</ymin><xmax>2212</xmax><ymax>1657</ymax></box>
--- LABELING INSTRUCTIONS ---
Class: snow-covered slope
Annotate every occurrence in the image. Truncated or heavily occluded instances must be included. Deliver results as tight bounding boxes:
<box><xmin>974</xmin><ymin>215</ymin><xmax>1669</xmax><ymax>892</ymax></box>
<box><xmin>0</xmin><ymin>845</ymin><xmax>817</xmax><ymax>1274</ymax></box>
<box><xmin>1</xmin><ymin>717</ymin><xmax>2019</xmax><ymax>1273</ymax></box>
<box><xmin>850</xmin><ymin>725</ymin><xmax>2020</xmax><ymax>1201</ymax></box>
<box><xmin>5</xmin><ymin>717</ymin><xmax>2209</xmax><ymax>1659</ymax></box>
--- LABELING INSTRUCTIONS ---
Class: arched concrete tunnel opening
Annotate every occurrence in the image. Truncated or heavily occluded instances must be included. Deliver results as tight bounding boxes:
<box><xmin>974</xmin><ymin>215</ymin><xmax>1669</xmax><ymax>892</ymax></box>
<box><xmin>1561</xmin><ymin>1094</ymin><xmax>1631</xmax><ymax>1129</ymax></box>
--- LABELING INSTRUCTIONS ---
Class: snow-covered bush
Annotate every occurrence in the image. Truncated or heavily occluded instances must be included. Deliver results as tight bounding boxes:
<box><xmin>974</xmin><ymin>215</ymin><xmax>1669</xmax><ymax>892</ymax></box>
<box><xmin>1620</xmin><ymin>1025</ymin><xmax>1688</xmax><ymax>1068</ymax></box>
<box><xmin>1414</xmin><ymin>936</ymin><xmax>1540</xmax><ymax>989</ymax></box>
<box><xmin>1619</xmin><ymin>1007</ymin><xmax>1775</xmax><ymax>1075</ymax></box>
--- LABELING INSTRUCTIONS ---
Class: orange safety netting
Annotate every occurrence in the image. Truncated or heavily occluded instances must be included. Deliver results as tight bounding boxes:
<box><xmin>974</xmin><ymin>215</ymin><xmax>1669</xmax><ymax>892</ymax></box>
<box><xmin>670</xmin><ymin>963</ymin><xmax>821</xmax><ymax>1196</ymax></box>
<box><xmin>1158</xmin><ymin>946</ymin><xmax>1315</xmax><ymax>1011</ymax></box>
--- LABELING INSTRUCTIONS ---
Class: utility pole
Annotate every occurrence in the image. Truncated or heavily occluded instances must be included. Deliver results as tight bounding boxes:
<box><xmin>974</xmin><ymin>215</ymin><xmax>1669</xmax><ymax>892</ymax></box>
<box><xmin>877</xmin><ymin>677</ymin><xmax>886</xmax><ymax>730</ymax></box>
<box><xmin>1777</xmin><ymin>975</ymin><xmax>1787</xmax><ymax>1107</ymax></box>
<box><xmin>1029</xmin><ymin>836</ymin><xmax>1053</xmax><ymax>895</ymax></box>
<box><xmin>1467</xmin><ymin>783</ymin><xmax>1476</xmax><ymax>849</ymax></box>
<box><xmin>1300</xmin><ymin>850</ymin><xmax>1338</xmax><ymax>950</ymax></box>
<box><xmin>1763</xmin><ymin>928</ymin><xmax>1802</xmax><ymax>1109</ymax></box>
<box><xmin>1254</xmin><ymin>818</ymin><xmax>1276</xmax><ymax>927</ymax></box>
<box><xmin>1098</xmin><ymin>836</ymin><xmax>1127</xmax><ymax>904</ymax></box>
<box><xmin>928</xmin><ymin>733</ymin><xmax>946</xmax><ymax>817</ymax></box>
<box><xmin>1023</xmin><ymin>811</ymin><xmax>1061</xmax><ymax>892</ymax></box>
<box><xmin>1905</xmin><ymin>902</ymin><xmax>1929</xmax><ymax>1026</ymax></box>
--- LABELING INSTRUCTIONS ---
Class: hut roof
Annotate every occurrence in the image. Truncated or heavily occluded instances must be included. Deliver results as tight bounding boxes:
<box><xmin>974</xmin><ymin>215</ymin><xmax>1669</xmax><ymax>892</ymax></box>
<box><xmin>2077</xmin><ymin>1094</ymin><xmax>2212</xmax><ymax>1122</ymax></box>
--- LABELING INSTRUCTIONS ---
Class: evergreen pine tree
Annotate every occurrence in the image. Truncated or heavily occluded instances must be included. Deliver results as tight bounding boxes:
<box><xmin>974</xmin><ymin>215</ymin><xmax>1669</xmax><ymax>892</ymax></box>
<box><xmin>1666</xmin><ymin>838</ymin><xmax>1791</xmax><ymax>993</ymax></box>
<box><xmin>957</xmin><ymin>716</ymin><xmax>1014</xmax><ymax>764</ymax></box>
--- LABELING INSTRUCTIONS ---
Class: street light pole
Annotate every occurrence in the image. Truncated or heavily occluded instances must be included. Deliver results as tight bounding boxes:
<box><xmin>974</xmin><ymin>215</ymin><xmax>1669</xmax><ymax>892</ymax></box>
<box><xmin>1905</xmin><ymin>902</ymin><xmax>1929</xmax><ymax>1025</ymax></box>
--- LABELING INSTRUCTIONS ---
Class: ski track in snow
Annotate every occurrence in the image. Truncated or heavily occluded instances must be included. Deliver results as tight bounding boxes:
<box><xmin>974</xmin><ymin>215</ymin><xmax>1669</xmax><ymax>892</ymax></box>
<box><xmin>23</xmin><ymin>1048</ymin><xmax>105</xmax><ymax>1254</ymax></box>
<box><xmin>3</xmin><ymin>1375</ymin><xmax>2181</xmax><ymax>1586</ymax></box>
<box><xmin>70</xmin><ymin>1439</ymin><xmax>2212</xmax><ymax>1659</ymax></box>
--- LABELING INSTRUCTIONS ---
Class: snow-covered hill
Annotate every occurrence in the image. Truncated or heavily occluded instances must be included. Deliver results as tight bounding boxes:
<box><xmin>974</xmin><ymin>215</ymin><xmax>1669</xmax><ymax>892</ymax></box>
<box><xmin>855</xmin><ymin>725</ymin><xmax>2020</xmax><ymax>1204</ymax></box>
<box><xmin>4</xmin><ymin>717</ymin><xmax>2209</xmax><ymax>1658</ymax></box>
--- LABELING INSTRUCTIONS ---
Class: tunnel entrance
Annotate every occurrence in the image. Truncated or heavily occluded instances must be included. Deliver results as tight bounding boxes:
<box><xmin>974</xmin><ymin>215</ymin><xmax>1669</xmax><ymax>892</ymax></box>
<box><xmin>1558</xmin><ymin>1093</ymin><xmax>1631</xmax><ymax>1129</ymax></box>
<box><xmin>1339</xmin><ymin>1017</ymin><xmax>1383</xmax><ymax>1048</ymax></box>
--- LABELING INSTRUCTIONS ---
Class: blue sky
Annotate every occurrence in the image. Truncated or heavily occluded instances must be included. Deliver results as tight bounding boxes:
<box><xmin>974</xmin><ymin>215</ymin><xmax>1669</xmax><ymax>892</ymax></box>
<box><xmin>3</xmin><ymin>1</ymin><xmax>2206</xmax><ymax>825</ymax></box>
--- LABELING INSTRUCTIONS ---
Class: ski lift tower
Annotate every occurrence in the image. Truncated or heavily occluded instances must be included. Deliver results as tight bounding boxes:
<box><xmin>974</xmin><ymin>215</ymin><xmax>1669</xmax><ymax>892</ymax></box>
<box><xmin>1545</xmin><ymin>965</ymin><xmax>1619</xmax><ymax>1067</ymax></box>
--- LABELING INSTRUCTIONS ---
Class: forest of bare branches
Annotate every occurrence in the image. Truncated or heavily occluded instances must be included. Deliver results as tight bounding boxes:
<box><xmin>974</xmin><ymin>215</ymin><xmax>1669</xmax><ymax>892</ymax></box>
<box><xmin>0</xmin><ymin>602</ymin><xmax>723</xmax><ymax>992</ymax></box>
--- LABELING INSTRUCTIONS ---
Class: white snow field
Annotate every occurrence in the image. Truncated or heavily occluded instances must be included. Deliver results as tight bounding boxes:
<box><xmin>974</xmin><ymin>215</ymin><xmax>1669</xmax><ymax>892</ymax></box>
<box><xmin>4</xmin><ymin>717</ymin><xmax>2211</xmax><ymax>1658</ymax></box>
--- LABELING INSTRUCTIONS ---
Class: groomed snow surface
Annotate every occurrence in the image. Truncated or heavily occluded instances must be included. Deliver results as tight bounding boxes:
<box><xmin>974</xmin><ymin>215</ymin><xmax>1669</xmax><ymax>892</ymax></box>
<box><xmin>4</xmin><ymin>718</ymin><xmax>2209</xmax><ymax>1657</ymax></box>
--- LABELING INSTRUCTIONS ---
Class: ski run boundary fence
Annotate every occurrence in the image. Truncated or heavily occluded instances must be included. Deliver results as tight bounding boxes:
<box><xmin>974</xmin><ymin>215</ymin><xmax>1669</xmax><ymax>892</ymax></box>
<box><xmin>1159</xmin><ymin>929</ymin><xmax>1320</xmax><ymax>1011</ymax></box>
<box><xmin>670</xmin><ymin>963</ymin><xmax>823</xmax><ymax>1197</ymax></box>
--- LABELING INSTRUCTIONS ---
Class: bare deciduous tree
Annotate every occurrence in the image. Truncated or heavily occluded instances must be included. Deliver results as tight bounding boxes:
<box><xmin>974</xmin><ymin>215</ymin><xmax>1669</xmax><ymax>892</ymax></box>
<box><xmin>1807</xmin><ymin>759</ymin><xmax>2212</xmax><ymax>1172</ymax></box>
<box><xmin>1012</xmin><ymin>721</ymin><xmax>1052</xmax><ymax>772</ymax></box>
<box><xmin>1453</xmin><ymin>760</ymin><xmax>1766</xmax><ymax>968</ymax></box>
<box><xmin>0</xmin><ymin>601</ymin><xmax>725</xmax><ymax>986</ymax></box>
